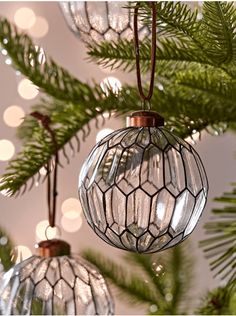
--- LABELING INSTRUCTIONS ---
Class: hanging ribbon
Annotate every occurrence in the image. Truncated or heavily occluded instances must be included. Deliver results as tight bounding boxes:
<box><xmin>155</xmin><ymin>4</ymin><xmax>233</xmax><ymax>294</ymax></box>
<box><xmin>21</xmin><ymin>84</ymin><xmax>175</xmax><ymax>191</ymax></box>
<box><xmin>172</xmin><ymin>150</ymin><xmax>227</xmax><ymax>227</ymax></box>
<box><xmin>134</xmin><ymin>2</ymin><xmax>157</xmax><ymax>107</ymax></box>
<box><xmin>31</xmin><ymin>111</ymin><xmax>58</xmax><ymax>228</ymax></box>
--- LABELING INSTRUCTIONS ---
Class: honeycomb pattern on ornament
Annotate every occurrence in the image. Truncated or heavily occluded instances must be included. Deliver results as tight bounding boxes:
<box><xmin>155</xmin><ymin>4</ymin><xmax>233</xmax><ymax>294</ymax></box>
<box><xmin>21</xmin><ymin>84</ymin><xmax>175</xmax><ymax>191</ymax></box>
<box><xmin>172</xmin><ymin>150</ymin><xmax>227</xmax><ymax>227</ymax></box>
<box><xmin>79</xmin><ymin>127</ymin><xmax>208</xmax><ymax>253</ymax></box>
<box><xmin>60</xmin><ymin>1</ymin><xmax>150</xmax><ymax>43</ymax></box>
<box><xmin>0</xmin><ymin>255</ymin><xmax>114</xmax><ymax>315</ymax></box>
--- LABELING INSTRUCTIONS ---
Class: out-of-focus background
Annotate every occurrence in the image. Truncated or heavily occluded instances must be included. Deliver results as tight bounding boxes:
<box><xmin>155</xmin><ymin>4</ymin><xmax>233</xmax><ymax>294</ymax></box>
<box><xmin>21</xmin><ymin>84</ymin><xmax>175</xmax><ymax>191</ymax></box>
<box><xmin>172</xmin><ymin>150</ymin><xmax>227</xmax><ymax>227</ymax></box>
<box><xmin>0</xmin><ymin>2</ymin><xmax>235</xmax><ymax>314</ymax></box>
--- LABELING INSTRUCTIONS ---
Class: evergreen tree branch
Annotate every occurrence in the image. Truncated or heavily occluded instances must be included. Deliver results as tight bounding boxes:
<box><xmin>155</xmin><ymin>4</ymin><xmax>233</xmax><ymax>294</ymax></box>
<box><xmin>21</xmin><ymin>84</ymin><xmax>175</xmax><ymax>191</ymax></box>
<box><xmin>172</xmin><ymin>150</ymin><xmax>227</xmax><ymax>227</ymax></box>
<box><xmin>0</xmin><ymin>17</ymin><xmax>97</xmax><ymax>104</ymax></box>
<box><xmin>83</xmin><ymin>244</ymin><xmax>193</xmax><ymax>315</ymax></box>
<box><xmin>87</xmin><ymin>38</ymin><xmax>209</xmax><ymax>74</ymax></box>
<box><xmin>200</xmin><ymin>2</ymin><xmax>236</xmax><ymax>66</ymax></box>
<box><xmin>0</xmin><ymin>228</ymin><xmax>14</xmax><ymax>271</ymax></box>
<box><xmin>200</xmin><ymin>184</ymin><xmax>236</xmax><ymax>283</ymax></box>
<box><xmin>196</xmin><ymin>283</ymin><xmax>236</xmax><ymax>315</ymax></box>
<box><xmin>82</xmin><ymin>249</ymin><xmax>159</xmax><ymax>306</ymax></box>
<box><xmin>125</xmin><ymin>253</ymin><xmax>166</xmax><ymax>300</ymax></box>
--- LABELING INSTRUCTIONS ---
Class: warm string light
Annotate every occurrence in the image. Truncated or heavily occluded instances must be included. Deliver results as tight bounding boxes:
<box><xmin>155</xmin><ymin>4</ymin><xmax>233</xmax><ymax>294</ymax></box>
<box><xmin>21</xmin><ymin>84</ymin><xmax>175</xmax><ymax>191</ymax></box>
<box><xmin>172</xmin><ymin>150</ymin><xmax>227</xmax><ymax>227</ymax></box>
<box><xmin>3</xmin><ymin>105</ymin><xmax>25</xmax><ymax>127</ymax></box>
<box><xmin>17</xmin><ymin>78</ymin><xmax>38</xmax><ymax>100</ymax></box>
<box><xmin>60</xmin><ymin>198</ymin><xmax>83</xmax><ymax>233</ymax></box>
<box><xmin>14</xmin><ymin>7</ymin><xmax>48</xmax><ymax>38</ymax></box>
<box><xmin>0</xmin><ymin>139</ymin><xmax>15</xmax><ymax>161</ymax></box>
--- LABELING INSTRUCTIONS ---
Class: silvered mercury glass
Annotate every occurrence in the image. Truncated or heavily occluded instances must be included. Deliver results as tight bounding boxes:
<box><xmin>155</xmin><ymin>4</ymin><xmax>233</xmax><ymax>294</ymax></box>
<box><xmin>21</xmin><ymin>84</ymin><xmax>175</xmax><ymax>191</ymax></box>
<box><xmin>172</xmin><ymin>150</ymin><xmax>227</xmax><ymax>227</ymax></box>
<box><xmin>0</xmin><ymin>253</ymin><xmax>114</xmax><ymax>315</ymax></box>
<box><xmin>60</xmin><ymin>1</ymin><xmax>150</xmax><ymax>43</ymax></box>
<box><xmin>78</xmin><ymin>111</ymin><xmax>208</xmax><ymax>253</ymax></box>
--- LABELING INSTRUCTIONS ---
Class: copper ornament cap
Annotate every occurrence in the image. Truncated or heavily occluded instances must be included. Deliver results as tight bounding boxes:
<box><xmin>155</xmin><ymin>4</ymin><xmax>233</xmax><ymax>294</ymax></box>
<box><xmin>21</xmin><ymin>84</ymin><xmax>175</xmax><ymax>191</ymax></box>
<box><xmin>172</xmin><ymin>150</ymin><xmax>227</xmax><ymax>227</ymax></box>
<box><xmin>126</xmin><ymin>110</ymin><xmax>164</xmax><ymax>127</ymax></box>
<box><xmin>36</xmin><ymin>239</ymin><xmax>71</xmax><ymax>257</ymax></box>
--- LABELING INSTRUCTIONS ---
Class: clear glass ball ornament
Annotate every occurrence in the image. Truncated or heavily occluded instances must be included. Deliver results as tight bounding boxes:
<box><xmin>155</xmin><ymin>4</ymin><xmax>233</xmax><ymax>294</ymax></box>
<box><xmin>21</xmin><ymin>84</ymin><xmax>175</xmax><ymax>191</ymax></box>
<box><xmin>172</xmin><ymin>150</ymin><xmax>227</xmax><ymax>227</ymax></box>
<box><xmin>60</xmin><ymin>1</ymin><xmax>150</xmax><ymax>44</ymax></box>
<box><xmin>0</xmin><ymin>240</ymin><xmax>114</xmax><ymax>315</ymax></box>
<box><xmin>78</xmin><ymin>111</ymin><xmax>208</xmax><ymax>253</ymax></box>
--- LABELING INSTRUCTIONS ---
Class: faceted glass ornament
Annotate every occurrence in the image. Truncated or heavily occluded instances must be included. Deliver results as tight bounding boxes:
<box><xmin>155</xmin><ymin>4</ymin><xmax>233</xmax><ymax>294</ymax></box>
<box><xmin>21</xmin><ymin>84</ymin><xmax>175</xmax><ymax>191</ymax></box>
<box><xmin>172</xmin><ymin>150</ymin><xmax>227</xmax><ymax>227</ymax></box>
<box><xmin>60</xmin><ymin>1</ymin><xmax>150</xmax><ymax>44</ymax></box>
<box><xmin>79</xmin><ymin>124</ymin><xmax>208</xmax><ymax>253</ymax></box>
<box><xmin>0</xmin><ymin>254</ymin><xmax>114</xmax><ymax>315</ymax></box>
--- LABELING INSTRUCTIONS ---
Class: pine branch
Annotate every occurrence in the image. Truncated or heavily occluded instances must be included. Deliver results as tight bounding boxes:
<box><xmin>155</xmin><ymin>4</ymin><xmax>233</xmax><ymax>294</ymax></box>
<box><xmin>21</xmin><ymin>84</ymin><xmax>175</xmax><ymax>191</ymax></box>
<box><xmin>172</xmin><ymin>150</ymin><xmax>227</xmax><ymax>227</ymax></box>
<box><xmin>83</xmin><ymin>244</ymin><xmax>193</xmax><ymax>315</ymax></box>
<box><xmin>200</xmin><ymin>184</ymin><xmax>236</xmax><ymax>283</ymax></box>
<box><xmin>82</xmin><ymin>249</ymin><xmax>159</xmax><ymax>306</ymax></box>
<box><xmin>129</xmin><ymin>1</ymin><xmax>200</xmax><ymax>39</ymax></box>
<box><xmin>0</xmin><ymin>227</ymin><xmax>14</xmax><ymax>271</ymax></box>
<box><xmin>125</xmin><ymin>253</ymin><xmax>166</xmax><ymax>299</ymax></box>
<box><xmin>88</xmin><ymin>38</ymin><xmax>209</xmax><ymax>74</ymax></box>
<box><xmin>196</xmin><ymin>283</ymin><xmax>236</xmax><ymax>315</ymax></box>
<box><xmin>200</xmin><ymin>2</ymin><xmax>236</xmax><ymax>67</ymax></box>
<box><xmin>0</xmin><ymin>17</ymin><xmax>97</xmax><ymax>105</ymax></box>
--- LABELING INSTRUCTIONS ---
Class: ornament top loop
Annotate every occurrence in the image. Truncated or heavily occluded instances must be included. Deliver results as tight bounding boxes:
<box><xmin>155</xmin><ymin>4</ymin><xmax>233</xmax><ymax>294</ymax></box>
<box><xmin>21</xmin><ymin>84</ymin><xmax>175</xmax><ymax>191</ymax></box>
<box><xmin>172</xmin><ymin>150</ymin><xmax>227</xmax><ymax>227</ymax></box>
<box><xmin>45</xmin><ymin>224</ymin><xmax>61</xmax><ymax>240</ymax></box>
<box><xmin>36</xmin><ymin>239</ymin><xmax>71</xmax><ymax>257</ymax></box>
<box><xmin>126</xmin><ymin>110</ymin><xmax>164</xmax><ymax>127</ymax></box>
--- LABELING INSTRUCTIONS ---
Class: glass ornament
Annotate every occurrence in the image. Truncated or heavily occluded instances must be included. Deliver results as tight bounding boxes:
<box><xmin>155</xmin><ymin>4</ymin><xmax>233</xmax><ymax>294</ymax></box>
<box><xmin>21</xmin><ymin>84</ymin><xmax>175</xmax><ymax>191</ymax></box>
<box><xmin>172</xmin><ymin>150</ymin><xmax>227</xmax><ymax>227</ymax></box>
<box><xmin>0</xmin><ymin>239</ymin><xmax>114</xmax><ymax>315</ymax></box>
<box><xmin>78</xmin><ymin>111</ymin><xmax>208</xmax><ymax>253</ymax></box>
<box><xmin>60</xmin><ymin>1</ymin><xmax>150</xmax><ymax>44</ymax></box>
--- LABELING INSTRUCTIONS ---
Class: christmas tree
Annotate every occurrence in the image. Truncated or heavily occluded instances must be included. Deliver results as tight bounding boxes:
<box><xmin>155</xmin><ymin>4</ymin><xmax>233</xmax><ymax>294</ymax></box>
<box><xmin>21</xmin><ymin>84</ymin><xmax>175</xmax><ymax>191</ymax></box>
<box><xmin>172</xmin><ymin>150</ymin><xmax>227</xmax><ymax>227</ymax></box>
<box><xmin>0</xmin><ymin>1</ymin><xmax>235</xmax><ymax>314</ymax></box>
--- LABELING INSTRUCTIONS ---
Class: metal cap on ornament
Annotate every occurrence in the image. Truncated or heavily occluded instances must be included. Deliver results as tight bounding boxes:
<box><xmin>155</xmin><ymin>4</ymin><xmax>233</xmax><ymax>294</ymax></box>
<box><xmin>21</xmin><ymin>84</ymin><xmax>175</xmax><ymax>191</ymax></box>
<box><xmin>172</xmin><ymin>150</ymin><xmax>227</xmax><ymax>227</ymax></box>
<box><xmin>126</xmin><ymin>110</ymin><xmax>164</xmax><ymax>127</ymax></box>
<box><xmin>35</xmin><ymin>239</ymin><xmax>71</xmax><ymax>257</ymax></box>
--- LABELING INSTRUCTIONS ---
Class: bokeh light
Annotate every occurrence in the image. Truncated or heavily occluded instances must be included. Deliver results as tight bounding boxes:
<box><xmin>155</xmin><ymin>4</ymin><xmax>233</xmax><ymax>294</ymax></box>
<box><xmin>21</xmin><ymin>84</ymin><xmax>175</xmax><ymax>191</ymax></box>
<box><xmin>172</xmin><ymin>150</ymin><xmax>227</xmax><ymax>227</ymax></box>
<box><xmin>5</xmin><ymin>58</ymin><xmax>12</xmax><ymax>65</ymax></box>
<box><xmin>39</xmin><ymin>166</ymin><xmax>47</xmax><ymax>176</ymax></box>
<box><xmin>18</xmin><ymin>78</ymin><xmax>39</xmax><ymax>100</ymax></box>
<box><xmin>3</xmin><ymin>105</ymin><xmax>25</xmax><ymax>127</ymax></box>
<box><xmin>61</xmin><ymin>213</ymin><xmax>82</xmax><ymax>233</ymax></box>
<box><xmin>61</xmin><ymin>197</ymin><xmax>82</xmax><ymax>215</ymax></box>
<box><xmin>100</xmin><ymin>76</ymin><xmax>122</xmax><ymax>96</ymax></box>
<box><xmin>14</xmin><ymin>245</ymin><xmax>32</xmax><ymax>264</ymax></box>
<box><xmin>14</xmin><ymin>8</ymin><xmax>36</xmax><ymax>30</ymax></box>
<box><xmin>96</xmin><ymin>128</ymin><xmax>114</xmax><ymax>143</ymax></box>
<box><xmin>35</xmin><ymin>220</ymin><xmax>58</xmax><ymax>242</ymax></box>
<box><xmin>29</xmin><ymin>16</ymin><xmax>49</xmax><ymax>38</ymax></box>
<box><xmin>0</xmin><ymin>139</ymin><xmax>15</xmax><ymax>161</ymax></box>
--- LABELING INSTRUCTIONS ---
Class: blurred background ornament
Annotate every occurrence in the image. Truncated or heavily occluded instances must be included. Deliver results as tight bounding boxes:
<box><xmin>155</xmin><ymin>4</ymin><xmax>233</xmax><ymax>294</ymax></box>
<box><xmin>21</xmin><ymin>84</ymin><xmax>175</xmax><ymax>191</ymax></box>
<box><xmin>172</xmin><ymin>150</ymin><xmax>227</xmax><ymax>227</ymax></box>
<box><xmin>0</xmin><ymin>239</ymin><xmax>114</xmax><ymax>315</ymax></box>
<box><xmin>0</xmin><ymin>113</ymin><xmax>114</xmax><ymax>315</ymax></box>
<box><xmin>59</xmin><ymin>1</ymin><xmax>150</xmax><ymax>44</ymax></box>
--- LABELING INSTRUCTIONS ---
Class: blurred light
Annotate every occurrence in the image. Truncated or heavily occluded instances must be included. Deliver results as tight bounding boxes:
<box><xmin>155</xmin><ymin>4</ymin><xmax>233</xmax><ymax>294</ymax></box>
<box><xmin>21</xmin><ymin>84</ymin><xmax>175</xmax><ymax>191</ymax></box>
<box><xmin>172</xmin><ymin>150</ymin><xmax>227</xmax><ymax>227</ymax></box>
<box><xmin>14</xmin><ymin>8</ymin><xmax>36</xmax><ymax>30</ymax></box>
<box><xmin>61</xmin><ymin>213</ymin><xmax>82</xmax><ymax>233</ymax></box>
<box><xmin>157</xmin><ymin>83</ymin><xmax>164</xmax><ymax>91</ymax></box>
<box><xmin>185</xmin><ymin>131</ymin><xmax>200</xmax><ymax>145</ymax></box>
<box><xmin>30</xmin><ymin>46</ymin><xmax>46</xmax><ymax>67</ymax></box>
<box><xmin>5</xmin><ymin>58</ymin><xmax>12</xmax><ymax>65</ymax></box>
<box><xmin>29</xmin><ymin>16</ymin><xmax>49</xmax><ymax>38</ymax></box>
<box><xmin>3</xmin><ymin>105</ymin><xmax>25</xmax><ymax>127</ymax></box>
<box><xmin>61</xmin><ymin>198</ymin><xmax>82</xmax><ymax>215</ymax></box>
<box><xmin>96</xmin><ymin>128</ymin><xmax>114</xmax><ymax>143</ymax></box>
<box><xmin>14</xmin><ymin>245</ymin><xmax>32</xmax><ymax>264</ymax></box>
<box><xmin>15</xmin><ymin>70</ymin><xmax>21</xmax><ymax>76</ymax></box>
<box><xmin>0</xmin><ymin>236</ymin><xmax>8</xmax><ymax>246</ymax></box>
<box><xmin>100</xmin><ymin>76</ymin><xmax>122</xmax><ymax>96</ymax></box>
<box><xmin>103</xmin><ymin>112</ymin><xmax>110</xmax><ymax>118</ymax></box>
<box><xmin>1</xmin><ymin>49</ymin><xmax>7</xmax><ymax>56</ymax></box>
<box><xmin>0</xmin><ymin>139</ymin><xmax>15</xmax><ymax>161</ymax></box>
<box><xmin>165</xmin><ymin>293</ymin><xmax>173</xmax><ymax>302</ymax></box>
<box><xmin>18</xmin><ymin>78</ymin><xmax>38</xmax><ymax>100</ymax></box>
<box><xmin>3</xmin><ymin>38</ymin><xmax>8</xmax><ymax>44</ymax></box>
<box><xmin>39</xmin><ymin>166</ymin><xmax>47</xmax><ymax>176</ymax></box>
<box><xmin>35</xmin><ymin>220</ymin><xmax>57</xmax><ymax>241</ymax></box>
<box><xmin>149</xmin><ymin>305</ymin><xmax>158</xmax><ymax>313</ymax></box>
